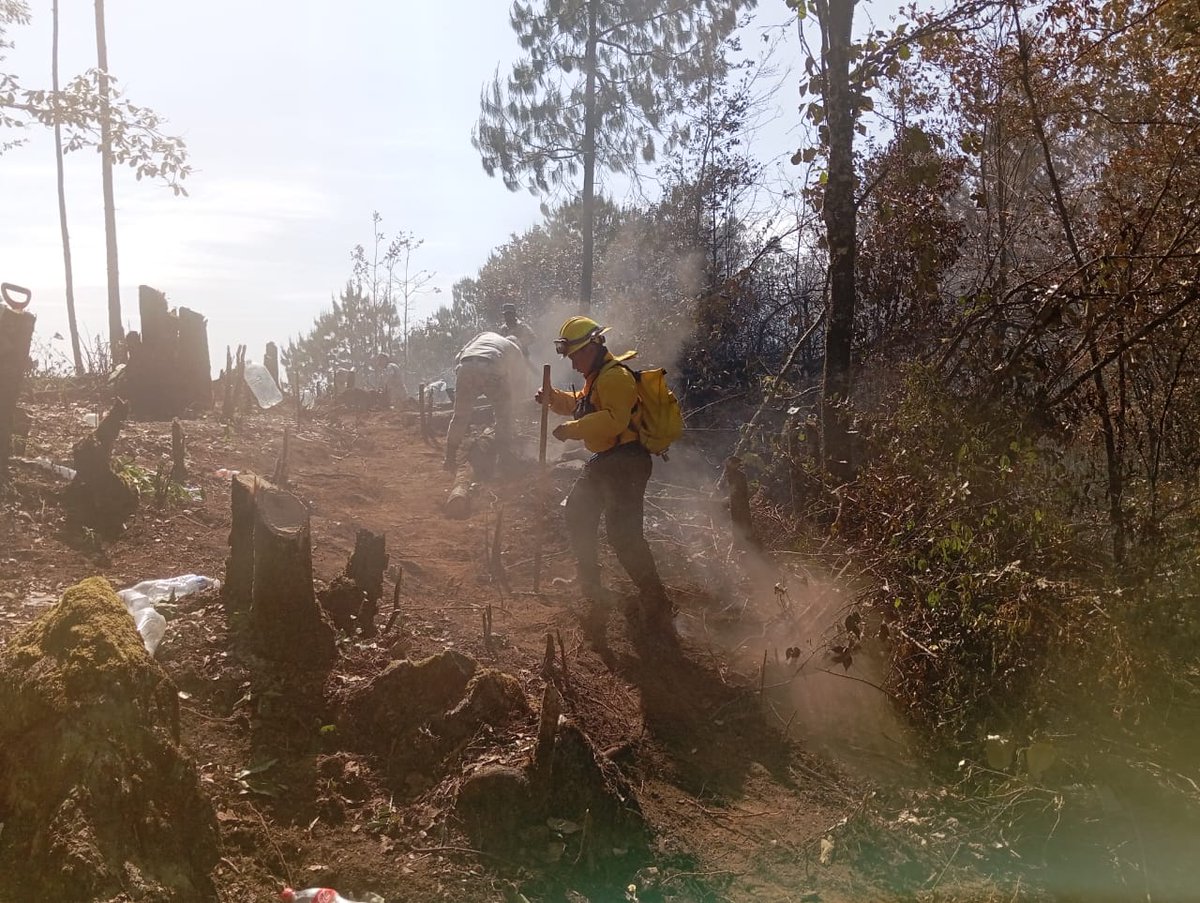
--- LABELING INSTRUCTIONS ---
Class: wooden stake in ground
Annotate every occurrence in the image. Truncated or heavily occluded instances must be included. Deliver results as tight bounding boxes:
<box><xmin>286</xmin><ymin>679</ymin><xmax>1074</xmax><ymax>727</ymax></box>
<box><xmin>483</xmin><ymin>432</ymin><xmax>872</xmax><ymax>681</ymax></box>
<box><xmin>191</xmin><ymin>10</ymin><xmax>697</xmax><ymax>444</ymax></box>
<box><xmin>533</xmin><ymin>363</ymin><xmax>552</xmax><ymax>592</ymax></box>
<box><xmin>418</xmin><ymin>383</ymin><xmax>427</xmax><ymax>437</ymax></box>
<box><xmin>271</xmin><ymin>426</ymin><xmax>290</xmax><ymax>487</ymax></box>
<box><xmin>534</xmin><ymin>681</ymin><xmax>562</xmax><ymax>775</ymax></box>
<box><xmin>0</xmin><ymin>306</ymin><xmax>36</xmax><ymax>484</ymax></box>
<box><xmin>170</xmin><ymin>418</ymin><xmax>187</xmax><ymax>483</ymax></box>
<box><xmin>383</xmin><ymin>568</ymin><xmax>403</xmax><ymax>633</ymax></box>
<box><xmin>538</xmin><ymin>364</ymin><xmax>551</xmax><ymax>464</ymax></box>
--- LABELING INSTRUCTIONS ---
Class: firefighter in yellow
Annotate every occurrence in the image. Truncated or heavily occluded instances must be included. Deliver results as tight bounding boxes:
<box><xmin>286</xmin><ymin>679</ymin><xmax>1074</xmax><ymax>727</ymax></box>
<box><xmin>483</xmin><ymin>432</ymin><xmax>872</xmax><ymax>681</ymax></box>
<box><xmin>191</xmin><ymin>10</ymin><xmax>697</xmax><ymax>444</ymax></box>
<box><xmin>537</xmin><ymin>316</ymin><xmax>672</xmax><ymax>637</ymax></box>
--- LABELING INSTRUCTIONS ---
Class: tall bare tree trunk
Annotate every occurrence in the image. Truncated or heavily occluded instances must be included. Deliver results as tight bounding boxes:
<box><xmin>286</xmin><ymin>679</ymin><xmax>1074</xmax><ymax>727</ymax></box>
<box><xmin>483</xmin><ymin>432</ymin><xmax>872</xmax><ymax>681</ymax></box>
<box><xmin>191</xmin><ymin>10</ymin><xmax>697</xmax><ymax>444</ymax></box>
<box><xmin>94</xmin><ymin>0</ymin><xmax>124</xmax><ymax>365</ymax></box>
<box><xmin>53</xmin><ymin>0</ymin><xmax>83</xmax><ymax>376</ymax></box>
<box><xmin>578</xmin><ymin>0</ymin><xmax>599</xmax><ymax>312</ymax></box>
<box><xmin>816</xmin><ymin>0</ymin><xmax>857</xmax><ymax>481</ymax></box>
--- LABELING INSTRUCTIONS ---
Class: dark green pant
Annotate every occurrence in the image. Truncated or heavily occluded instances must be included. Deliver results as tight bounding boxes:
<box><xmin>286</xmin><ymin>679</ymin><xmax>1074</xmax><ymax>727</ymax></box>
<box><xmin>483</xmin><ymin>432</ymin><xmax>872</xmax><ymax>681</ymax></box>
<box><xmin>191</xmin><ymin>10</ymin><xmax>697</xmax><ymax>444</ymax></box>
<box><xmin>564</xmin><ymin>441</ymin><xmax>664</xmax><ymax>599</ymax></box>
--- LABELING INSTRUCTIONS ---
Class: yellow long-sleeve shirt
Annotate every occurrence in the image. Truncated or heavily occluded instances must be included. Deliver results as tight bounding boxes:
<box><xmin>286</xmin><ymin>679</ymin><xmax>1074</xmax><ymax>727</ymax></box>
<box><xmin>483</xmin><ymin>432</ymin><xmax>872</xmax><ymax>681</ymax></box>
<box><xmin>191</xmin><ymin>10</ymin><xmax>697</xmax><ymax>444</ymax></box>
<box><xmin>548</xmin><ymin>351</ymin><xmax>641</xmax><ymax>453</ymax></box>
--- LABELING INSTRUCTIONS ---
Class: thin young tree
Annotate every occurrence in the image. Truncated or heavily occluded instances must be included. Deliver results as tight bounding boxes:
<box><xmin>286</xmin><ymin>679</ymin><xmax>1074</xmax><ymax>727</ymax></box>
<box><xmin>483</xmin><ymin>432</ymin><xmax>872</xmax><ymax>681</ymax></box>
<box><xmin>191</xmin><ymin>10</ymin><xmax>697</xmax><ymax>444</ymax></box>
<box><xmin>93</xmin><ymin>0</ymin><xmax>123</xmax><ymax>363</ymax></box>
<box><xmin>474</xmin><ymin>0</ymin><xmax>753</xmax><ymax>311</ymax></box>
<box><xmin>52</xmin><ymin>0</ymin><xmax>82</xmax><ymax>374</ymax></box>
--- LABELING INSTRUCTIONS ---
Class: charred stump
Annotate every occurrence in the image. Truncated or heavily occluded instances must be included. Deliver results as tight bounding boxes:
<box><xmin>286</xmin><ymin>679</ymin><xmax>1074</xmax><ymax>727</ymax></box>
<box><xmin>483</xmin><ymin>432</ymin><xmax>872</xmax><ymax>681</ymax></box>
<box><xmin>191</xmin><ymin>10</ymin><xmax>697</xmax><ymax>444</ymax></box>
<box><xmin>264</xmin><ymin>341</ymin><xmax>280</xmax><ymax>387</ymax></box>
<box><xmin>344</xmin><ymin>527</ymin><xmax>387</xmax><ymax>636</ymax></box>
<box><xmin>124</xmin><ymin>289</ymin><xmax>212</xmax><ymax>418</ymax></box>
<box><xmin>132</xmin><ymin>286</ymin><xmax>181</xmax><ymax>420</ymax></box>
<box><xmin>249</xmin><ymin>480</ymin><xmax>336</xmax><ymax>665</ymax></box>
<box><xmin>317</xmin><ymin>575</ymin><xmax>367</xmax><ymax>635</ymax></box>
<box><xmin>725</xmin><ymin>455</ymin><xmax>759</xmax><ymax>550</ymax></box>
<box><xmin>63</xmin><ymin>399</ymin><xmax>138</xmax><ymax>533</ymax></box>
<box><xmin>223</xmin><ymin>473</ymin><xmax>258</xmax><ymax>610</ymax></box>
<box><xmin>0</xmin><ymin>307</ymin><xmax>36</xmax><ymax>483</ymax></box>
<box><xmin>177</xmin><ymin>306</ymin><xmax>213</xmax><ymax>410</ymax></box>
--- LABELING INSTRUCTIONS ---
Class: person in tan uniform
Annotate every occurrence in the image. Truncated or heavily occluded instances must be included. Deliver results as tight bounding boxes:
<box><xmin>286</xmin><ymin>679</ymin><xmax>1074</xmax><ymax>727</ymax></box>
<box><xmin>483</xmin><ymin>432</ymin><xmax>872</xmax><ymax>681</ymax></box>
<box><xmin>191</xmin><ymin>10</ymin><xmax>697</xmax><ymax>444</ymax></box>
<box><xmin>445</xmin><ymin>332</ymin><xmax>529</xmax><ymax>470</ymax></box>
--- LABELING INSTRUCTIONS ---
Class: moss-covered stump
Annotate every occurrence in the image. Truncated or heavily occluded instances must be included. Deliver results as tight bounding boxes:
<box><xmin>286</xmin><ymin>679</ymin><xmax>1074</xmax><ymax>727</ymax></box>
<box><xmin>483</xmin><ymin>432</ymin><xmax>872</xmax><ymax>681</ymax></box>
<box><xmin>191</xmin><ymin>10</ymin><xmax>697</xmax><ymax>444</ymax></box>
<box><xmin>0</xmin><ymin>577</ymin><xmax>219</xmax><ymax>902</ymax></box>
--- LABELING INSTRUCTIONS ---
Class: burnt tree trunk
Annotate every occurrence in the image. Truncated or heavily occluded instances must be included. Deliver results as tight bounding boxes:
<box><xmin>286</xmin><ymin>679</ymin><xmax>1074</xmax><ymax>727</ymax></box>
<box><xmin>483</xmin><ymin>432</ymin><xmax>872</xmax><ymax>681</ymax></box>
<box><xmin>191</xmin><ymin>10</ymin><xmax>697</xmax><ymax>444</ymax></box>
<box><xmin>0</xmin><ymin>308</ymin><xmax>36</xmax><ymax>484</ymax></box>
<box><xmin>177</xmin><ymin>307</ymin><xmax>212</xmax><ymax>411</ymax></box>
<box><xmin>250</xmin><ymin>481</ymin><xmax>335</xmax><ymax>665</ymax></box>
<box><xmin>223</xmin><ymin>473</ymin><xmax>257</xmax><ymax>610</ymax></box>
<box><xmin>724</xmin><ymin>455</ymin><xmax>758</xmax><ymax>550</ymax></box>
<box><xmin>64</xmin><ymin>398</ymin><xmax>138</xmax><ymax>533</ymax></box>
<box><xmin>345</xmin><ymin>528</ymin><xmax>387</xmax><ymax>637</ymax></box>
<box><xmin>131</xmin><ymin>285</ymin><xmax>181</xmax><ymax>420</ymax></box>
<box><xmin>221</xmin><ymin>347</ymin><xmax>234</xmax><ymax>417</ymax></box>
<box><xmin>264</xmin><ymin>341</ymin><xmax>280</xmax><ymax>387</ymax></box>
<box><xmin>816</xmin><ymin>0</ymin><xmax>857</xmax><ymax>481</ymax></box>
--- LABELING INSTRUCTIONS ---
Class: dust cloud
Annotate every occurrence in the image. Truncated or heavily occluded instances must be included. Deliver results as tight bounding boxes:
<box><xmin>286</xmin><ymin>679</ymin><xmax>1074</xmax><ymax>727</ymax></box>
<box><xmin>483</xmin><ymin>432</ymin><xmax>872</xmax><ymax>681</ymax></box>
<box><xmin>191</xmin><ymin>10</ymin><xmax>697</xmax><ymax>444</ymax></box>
<box><xmin>646</xmin><ymin>444</ymin><xmax>921</xmax><ymax>787</ymax></box>
<box><xmin>504</xmin><ymin>241</ymin><xmax>916</xmax><ymax>785</ymax></box>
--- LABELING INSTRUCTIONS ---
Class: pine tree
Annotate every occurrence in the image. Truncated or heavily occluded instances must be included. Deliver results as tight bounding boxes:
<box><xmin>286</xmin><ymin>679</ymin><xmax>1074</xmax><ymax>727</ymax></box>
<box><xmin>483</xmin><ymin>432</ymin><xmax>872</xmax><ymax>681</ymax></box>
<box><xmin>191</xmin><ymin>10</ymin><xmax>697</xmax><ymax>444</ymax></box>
<box><xmin>474</xmin><ymin>0</ymin><xmax>754</xmax><ymax>310</ymax></box>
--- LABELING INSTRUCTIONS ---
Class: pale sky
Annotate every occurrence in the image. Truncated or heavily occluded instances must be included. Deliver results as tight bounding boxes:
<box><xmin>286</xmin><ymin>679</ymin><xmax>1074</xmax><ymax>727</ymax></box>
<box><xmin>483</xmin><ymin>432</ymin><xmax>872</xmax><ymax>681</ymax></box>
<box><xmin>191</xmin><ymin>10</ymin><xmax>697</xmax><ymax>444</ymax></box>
<box><xmin>0</xmin><ymin>1</ymin><xmax>817</xmax><ymax>377</ymax></box>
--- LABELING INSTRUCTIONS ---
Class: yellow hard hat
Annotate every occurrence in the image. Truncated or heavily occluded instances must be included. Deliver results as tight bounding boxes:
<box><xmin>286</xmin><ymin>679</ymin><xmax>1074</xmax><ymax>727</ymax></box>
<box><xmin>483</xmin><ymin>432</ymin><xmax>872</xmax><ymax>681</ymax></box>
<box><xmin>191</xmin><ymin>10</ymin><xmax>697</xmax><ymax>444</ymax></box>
<box><xmin>555</xmin><ymin>315</ymin><xmax>610</xmax><ymax>356</ymax></box>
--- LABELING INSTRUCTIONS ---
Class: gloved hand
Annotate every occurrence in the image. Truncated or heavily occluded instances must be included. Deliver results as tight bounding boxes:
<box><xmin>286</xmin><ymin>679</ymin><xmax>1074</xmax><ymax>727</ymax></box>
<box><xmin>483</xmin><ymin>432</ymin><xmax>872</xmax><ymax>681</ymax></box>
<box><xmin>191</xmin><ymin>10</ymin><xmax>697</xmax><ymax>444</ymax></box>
<box><xmin>552</xmin><ymin>424</ymin><xmax>571</xmax><ymax>442</ymax></box>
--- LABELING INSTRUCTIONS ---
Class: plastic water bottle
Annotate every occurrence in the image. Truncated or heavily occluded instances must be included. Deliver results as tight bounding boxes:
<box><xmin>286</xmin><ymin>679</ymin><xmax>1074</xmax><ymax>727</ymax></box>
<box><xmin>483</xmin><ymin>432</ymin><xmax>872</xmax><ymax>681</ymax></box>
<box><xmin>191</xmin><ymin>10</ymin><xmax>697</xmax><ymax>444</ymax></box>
<box><xmin>279</xmin><ymin>888</ymin><xmax>366</xmax><ymax>903</ymax></box>
<box><xmin>244</xmin><ymin>360</ymin><xmax>284</xmax><ymax>408</ymax></box>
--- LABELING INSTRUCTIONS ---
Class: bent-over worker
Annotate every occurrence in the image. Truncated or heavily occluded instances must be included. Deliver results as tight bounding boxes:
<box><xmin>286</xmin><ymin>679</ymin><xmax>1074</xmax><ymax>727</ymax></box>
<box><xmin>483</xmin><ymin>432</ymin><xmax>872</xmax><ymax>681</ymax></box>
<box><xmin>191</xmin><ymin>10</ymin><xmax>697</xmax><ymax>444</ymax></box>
<box><xmin>445</xmin><ymin>331</ymin><xmax>528</xmax><ymax>470</ymax></box>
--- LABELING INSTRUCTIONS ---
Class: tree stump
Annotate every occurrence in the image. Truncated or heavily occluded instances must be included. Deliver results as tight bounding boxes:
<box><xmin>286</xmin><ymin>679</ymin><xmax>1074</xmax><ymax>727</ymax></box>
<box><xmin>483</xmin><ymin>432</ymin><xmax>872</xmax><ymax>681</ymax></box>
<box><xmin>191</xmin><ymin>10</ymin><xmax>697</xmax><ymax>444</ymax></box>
<box><xmin>131</xmin><ymin>285</ymin><xmax>181</xmax><ymax>420</ymax></box>
<box><xmin>223</xmin><ymin>473</ymin><xmax>258</xmax><ymax>610</ymax></box>
<box><xmin>0</xmin><ymin>578</ymin><xmax>219</xmax><ymax>900</ymax></box>
<box><xmin>177</xmin><ymin>306</ymin><xmax>213</xmax><ymax>410</ymax></box>
<box><xmin>63</xmin><ymin>399</ymin><xmax>138</xmax><ymax>533</ymax></box>
<box><xmin>345</xmin><ymin>528</ymin><xmax>387</xmax><ymax>637</ymax></box>
<box><xmin>249</xmin><ymin>481</ymin><xmax>335</xmax><ymax>665</ymax></box>
<box><xmin>725</xmin><ymin>455</ymin><xmax>759</xmax><ymax>550</ymax></box>
<box><xmin>264</xmin><ymin>341</ymin><xmax>280</xmax><ymax>387</ymax></box>
<box><xmin>0</xmin><ymin>307</ymin><xmax>35</xmax><ymax>483</ymax></box>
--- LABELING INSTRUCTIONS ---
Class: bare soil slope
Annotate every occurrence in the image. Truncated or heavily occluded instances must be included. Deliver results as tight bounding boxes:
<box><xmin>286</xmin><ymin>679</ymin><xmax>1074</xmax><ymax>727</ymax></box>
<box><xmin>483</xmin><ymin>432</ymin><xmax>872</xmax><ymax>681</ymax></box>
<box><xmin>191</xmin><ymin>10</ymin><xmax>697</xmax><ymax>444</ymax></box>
<box><xmin>0</xmin><ymin>400</ymin><xmax>896</xmax><ymax>903</ymax></box>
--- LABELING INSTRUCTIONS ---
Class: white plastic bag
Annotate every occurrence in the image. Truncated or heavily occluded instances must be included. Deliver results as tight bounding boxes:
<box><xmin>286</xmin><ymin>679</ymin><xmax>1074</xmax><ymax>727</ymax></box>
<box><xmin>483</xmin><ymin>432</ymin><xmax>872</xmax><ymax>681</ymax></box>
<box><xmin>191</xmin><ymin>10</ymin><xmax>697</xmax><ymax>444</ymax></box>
<box><xmin>117</xmin><ymin>574</ymin><xmax>221</xmax><ymax>656</ymax></box>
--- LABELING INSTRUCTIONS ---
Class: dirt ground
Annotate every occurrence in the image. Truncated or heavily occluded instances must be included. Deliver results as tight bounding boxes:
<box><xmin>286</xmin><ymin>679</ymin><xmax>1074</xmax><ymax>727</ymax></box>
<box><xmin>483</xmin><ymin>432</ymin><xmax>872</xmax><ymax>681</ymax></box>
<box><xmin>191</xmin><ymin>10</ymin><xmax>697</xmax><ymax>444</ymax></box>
<box><xmin>0</xmin><ymin>396</ymin><xmax>987</xmax><ymax>903</ymax></box>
